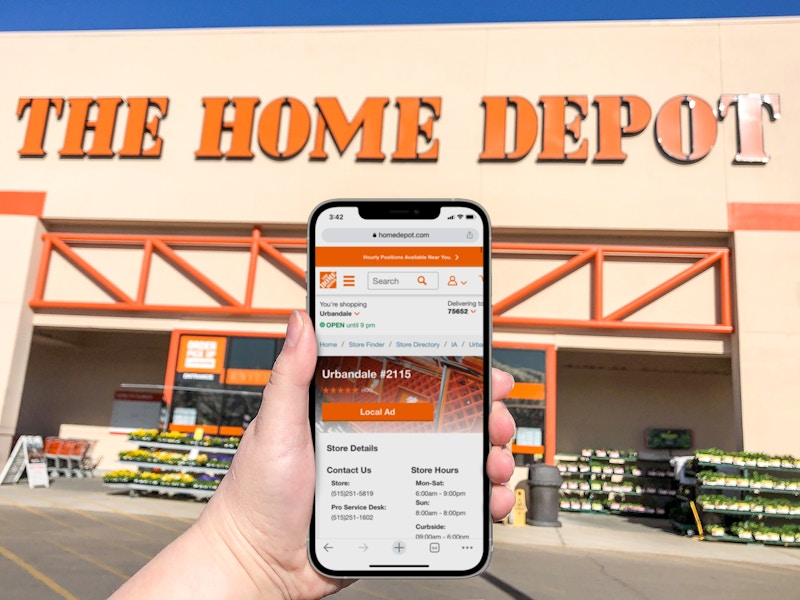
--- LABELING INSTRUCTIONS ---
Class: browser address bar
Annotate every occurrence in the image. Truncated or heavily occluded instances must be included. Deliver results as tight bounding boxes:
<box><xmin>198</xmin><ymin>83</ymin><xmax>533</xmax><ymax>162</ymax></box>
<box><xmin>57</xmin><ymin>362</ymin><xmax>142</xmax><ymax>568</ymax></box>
<box><xmin>321</xmin><ymin>228</ymin><xmax>480</xmax><ymax>244</ymax></box>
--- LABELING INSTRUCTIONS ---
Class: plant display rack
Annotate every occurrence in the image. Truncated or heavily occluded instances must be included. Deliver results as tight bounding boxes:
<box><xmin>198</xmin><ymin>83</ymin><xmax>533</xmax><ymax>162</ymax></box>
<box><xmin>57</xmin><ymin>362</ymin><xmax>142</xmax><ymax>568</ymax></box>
<box><xmin>691</xmin><ymin>448</ymin><xmax>800</xmax><ymax>547</ymax></box>
<box><xmin>556</xmin><ymin>449</ymin><xmax>677</xmax><ymax>517</ymax></box>
<box><xmin>103</xmin><ymin>429</ymin><xmax>239</xmax><ymax>500</ymax></box>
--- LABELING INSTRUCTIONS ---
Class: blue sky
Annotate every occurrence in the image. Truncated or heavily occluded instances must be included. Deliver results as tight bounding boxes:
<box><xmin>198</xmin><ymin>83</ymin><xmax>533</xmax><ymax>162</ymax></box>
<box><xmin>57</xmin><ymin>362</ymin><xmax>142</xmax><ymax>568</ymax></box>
<box><xmin>1</xmin><ymin>1</ymin><xmax>799</xmax><ymax>31</ymax></box>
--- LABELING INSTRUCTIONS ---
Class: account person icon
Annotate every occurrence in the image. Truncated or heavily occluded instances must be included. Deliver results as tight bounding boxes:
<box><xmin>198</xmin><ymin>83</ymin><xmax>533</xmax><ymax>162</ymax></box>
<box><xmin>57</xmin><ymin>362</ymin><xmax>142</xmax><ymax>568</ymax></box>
<box><xmin>448</xmin><ymin>275</ymin><xmax>458</xmax><ymax>286</ymax></box>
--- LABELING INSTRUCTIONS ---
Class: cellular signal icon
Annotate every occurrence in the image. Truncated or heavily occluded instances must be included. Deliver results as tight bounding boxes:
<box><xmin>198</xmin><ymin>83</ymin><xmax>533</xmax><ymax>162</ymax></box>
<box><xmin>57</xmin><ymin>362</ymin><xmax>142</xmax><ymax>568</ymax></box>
<box><xmin>447</xmin><ymin>215</ymin><xmax>455</xmax><ymax>220</ymax></box>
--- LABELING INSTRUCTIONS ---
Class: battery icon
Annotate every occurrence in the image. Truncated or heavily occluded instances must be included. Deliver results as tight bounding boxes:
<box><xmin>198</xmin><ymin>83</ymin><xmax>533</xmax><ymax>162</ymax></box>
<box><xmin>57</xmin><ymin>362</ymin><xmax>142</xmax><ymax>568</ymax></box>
<box><xmin>465</xmin><ymin>214</ymin><xmax>475</xmax><ymax>219</ymax></box>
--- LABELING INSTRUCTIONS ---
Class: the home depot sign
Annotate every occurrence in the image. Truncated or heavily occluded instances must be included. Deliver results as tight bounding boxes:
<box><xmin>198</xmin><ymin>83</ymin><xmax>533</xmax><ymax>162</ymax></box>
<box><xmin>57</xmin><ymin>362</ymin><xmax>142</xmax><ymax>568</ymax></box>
<box><xmin>16</xmin><ymin>93</ymin><xmax>780</xmax><ymax>164</ymax></box>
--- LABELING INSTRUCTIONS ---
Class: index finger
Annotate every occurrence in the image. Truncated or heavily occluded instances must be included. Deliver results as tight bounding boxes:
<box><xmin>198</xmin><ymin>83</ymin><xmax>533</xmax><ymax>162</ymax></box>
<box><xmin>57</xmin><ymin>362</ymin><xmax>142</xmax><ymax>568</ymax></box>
<box><xmin>491</xmin><ymin>367</ymin><xmax>514</xmax><ymax>401</ymax></box>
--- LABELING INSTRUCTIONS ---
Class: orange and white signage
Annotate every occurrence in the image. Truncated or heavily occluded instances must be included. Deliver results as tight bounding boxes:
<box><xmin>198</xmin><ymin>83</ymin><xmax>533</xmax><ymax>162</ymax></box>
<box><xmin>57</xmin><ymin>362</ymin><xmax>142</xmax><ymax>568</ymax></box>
<box><xmin>177</xmin><ymin>336</ymin><xmax>227</xmax><ymax>374</ymax></box>
<box><xmin>14</xmin><ymin>93</ymin><xmax>780</xmax><ymax>165</ymax></box>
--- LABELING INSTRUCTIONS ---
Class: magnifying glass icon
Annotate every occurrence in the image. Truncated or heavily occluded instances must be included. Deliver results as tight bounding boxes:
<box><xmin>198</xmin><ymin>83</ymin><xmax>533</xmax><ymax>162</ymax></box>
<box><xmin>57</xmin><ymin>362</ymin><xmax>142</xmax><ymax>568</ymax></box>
<box><xmin>417</xmin><ymin>275</ymin><xmax>427</xmax><ymax>286</ymax></box>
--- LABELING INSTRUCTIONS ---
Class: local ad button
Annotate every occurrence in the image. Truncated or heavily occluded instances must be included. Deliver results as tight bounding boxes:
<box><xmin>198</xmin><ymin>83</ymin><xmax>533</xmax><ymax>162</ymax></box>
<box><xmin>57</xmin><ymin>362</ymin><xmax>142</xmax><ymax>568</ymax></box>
<box><xmin>321</xmin><ymin>402</ymin><xmax>434</xmax><ymax>422</ymax></box>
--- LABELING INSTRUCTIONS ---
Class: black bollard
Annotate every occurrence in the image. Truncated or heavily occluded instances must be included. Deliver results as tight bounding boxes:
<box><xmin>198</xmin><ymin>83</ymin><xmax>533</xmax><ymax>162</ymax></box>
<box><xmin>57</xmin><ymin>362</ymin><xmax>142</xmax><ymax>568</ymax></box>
<box><xmin>525</xmin><ymin>464</ymin><xmax>563</xmax><ymax>527</ymax></box>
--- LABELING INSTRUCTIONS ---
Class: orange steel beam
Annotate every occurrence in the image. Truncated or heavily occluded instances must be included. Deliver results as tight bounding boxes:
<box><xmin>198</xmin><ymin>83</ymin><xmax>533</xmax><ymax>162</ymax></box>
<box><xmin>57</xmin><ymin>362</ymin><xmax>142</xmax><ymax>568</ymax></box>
<box><xmin>258</xmin><ymin>237</ymin><xmax>306</xmax><ymax>285</ymax></box>
<box><xmin>151</xmin><ymin>239</ymin><xmax>243</xmax><ymax>307</ymax></box>
<box><xmin>602</xmin><ymin>251</ymin><xmax>724</xmax><ymax>322</ymax></box>
<box><xmin>492</xmin><ymin>248</ymin><xmax>597</xmax><ymax>315</ymax></box>
<box><xmin>136</xmin><ymin>239</ymin><xmax>154</xmax><ymax>305</ymax></box>
<box><xmin>719</xmin><ymin>251</ymin><xmax>732</xmax><ymax>327</ymax></box>
<box><xmin>29</xmin><ymin>233</ymin><xmax>733</xmax><ymax>334</ymax></box>
<box><xmin>492</xmin><ymin>242</ymin><xmax>732</xmax><ymax>334</ymax></box>
<box><xmin>49</xmin><ymin>237</ymin><xmax>134</xmax><ymax>303</ymax></box>
<box><xmin>244</xmin><ymin>228</ymin><xmax>261</xmax><ymax>307</ymax></box>
<box><xmin>593</xmin><ymin>249</ymin><xmax>604</xmax><ymax>321</ymax></box>
<box><xmin>544</xmin><ymin>344</ymin><xmax>557</xmax><ymax>465</ymax></box>
<box><xmin>30</xmin><ymin>229</ymin><xmax>305</xmax><ymax>316</ymax></box>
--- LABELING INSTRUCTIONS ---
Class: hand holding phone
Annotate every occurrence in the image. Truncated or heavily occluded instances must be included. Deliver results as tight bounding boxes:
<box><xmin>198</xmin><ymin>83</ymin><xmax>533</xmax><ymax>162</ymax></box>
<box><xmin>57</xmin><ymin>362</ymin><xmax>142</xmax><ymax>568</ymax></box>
<box><xmin>308</xmin><ymin>199</ymin><xmax>494</xmax><ymax>577</ymax></box>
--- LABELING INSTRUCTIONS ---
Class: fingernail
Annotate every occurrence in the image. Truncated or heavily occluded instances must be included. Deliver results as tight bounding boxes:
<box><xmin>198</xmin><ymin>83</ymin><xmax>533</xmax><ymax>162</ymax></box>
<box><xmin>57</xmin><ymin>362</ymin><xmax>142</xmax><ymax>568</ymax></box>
<box><xmin>285</xmin><ymin>310</ymin><xmax>303</xmax><ymax>347</ymax></box>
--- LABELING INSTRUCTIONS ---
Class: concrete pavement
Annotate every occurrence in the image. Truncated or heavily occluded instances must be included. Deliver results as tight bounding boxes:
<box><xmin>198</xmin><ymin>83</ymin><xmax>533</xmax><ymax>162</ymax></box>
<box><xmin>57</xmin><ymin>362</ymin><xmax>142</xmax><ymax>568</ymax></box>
<box><xmin>0</xmin><ymin>477</ymin><xmax>797</xmax><ymax>599</ymax></box>
<box><xmin>4</xmin><ymin>477</ymin><xmax>798</xmax><ymax>567</ymax></box>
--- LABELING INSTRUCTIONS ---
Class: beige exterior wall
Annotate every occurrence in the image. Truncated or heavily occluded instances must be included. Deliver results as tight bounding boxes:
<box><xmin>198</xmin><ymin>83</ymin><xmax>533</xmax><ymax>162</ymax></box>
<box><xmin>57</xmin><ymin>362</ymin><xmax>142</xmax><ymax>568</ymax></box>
<box><xmin>0</xmin><ymin>18</ymin><xmax>795</xmax><ymax>229</ymax></box>
<box><xmin>0</xmin><ymin>216</ymin><xmax>44</xmax><ymax>457</ymax></box>
<box><xmin>733</xmin><ymin>231</ymin><xmax>800</xmax><ymax>455</ymax></box>
<box><xmin>0</xmin><ymin>17</ymin><xmax>798</xmax><ymax>457</ymax></box>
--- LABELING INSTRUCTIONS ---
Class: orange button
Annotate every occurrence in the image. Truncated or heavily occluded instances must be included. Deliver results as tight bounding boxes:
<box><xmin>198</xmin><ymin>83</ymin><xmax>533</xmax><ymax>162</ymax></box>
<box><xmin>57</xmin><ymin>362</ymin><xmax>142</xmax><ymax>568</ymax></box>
<box><xmin>322</xmin><ymin>402</ymin><xmax>434</xmax><ymax>422</ymax></box>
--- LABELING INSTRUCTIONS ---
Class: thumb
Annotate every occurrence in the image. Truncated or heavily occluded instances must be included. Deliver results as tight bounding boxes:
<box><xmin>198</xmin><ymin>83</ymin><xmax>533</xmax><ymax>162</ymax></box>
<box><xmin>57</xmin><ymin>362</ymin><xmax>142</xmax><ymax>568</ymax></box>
<box><xmin>255</xmin><ymin>310</ymin><xmax>317</xmax><ymax>442</ymax></box>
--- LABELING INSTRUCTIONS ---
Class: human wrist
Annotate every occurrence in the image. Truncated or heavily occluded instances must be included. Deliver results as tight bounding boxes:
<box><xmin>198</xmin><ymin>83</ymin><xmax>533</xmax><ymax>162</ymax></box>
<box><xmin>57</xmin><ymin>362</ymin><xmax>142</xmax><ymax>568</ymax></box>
<box><xmin>194</xmin><ymin>504</ymin><xmax>290</xmax><ymax>600</ymax></box>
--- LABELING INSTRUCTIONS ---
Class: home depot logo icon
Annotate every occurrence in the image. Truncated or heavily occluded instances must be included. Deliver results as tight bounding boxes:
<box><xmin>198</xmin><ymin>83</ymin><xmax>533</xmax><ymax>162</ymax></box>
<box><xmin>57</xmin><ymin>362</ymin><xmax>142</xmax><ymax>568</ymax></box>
<box><xmin>319</xmin><ymin>271</ymin><xmax>337</xmax><ymax>289</ymax></box>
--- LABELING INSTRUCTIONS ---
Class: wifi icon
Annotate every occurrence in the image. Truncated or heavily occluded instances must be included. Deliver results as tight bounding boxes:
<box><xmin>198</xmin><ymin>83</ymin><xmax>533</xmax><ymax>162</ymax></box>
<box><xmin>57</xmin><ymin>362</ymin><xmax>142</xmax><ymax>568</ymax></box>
<box><xmin>457</xmin><ymin>214</ymin><xmax>464</xmax><ymax>220</ymax></box>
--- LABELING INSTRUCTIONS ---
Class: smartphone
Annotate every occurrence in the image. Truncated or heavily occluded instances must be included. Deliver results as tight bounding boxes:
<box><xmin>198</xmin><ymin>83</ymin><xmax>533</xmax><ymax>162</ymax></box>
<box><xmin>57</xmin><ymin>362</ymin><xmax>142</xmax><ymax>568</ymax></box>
<box><xmin>307</xmin><ymin>199</ymin><xmax>492</xmax><ymax>577</ymax></box>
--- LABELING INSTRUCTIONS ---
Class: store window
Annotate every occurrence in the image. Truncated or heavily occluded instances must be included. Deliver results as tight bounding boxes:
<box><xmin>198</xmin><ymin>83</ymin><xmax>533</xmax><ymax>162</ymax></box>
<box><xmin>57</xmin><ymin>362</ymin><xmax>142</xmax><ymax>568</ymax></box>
<box><xmin>493</xmin><ymin>345</ymin><xmax>550</xmax><ymax>465</ymax></box>
<box><xmin>168</xmin><ymin>333</ymin><xmax>284</xmax><ymax>433</ymax></box>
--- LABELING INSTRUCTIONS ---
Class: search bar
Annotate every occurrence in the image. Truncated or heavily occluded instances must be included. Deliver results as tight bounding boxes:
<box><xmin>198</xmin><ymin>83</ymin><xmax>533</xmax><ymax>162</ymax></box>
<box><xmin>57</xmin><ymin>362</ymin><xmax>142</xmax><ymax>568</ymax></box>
<box><xmin>322</xmin><ymin>228</ymin><xmax>479</xmax><ymax>244</ymax></box>
<box><xmin>367</xmin><ymin>272</ymin><xmax>439</xmax><ymax>290</ymax></box>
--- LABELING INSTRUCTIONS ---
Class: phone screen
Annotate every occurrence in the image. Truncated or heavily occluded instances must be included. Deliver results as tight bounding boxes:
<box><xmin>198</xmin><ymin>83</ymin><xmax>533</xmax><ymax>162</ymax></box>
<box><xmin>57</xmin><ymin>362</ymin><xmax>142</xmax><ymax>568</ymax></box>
<box><xmin>308</xmin><ymin>199</ymin><xmax>491</xmax><ymax>577</ymax></box>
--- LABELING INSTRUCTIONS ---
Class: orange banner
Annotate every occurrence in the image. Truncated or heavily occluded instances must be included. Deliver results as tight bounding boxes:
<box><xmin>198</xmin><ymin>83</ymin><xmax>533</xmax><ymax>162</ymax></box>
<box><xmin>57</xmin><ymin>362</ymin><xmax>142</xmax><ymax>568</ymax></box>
<box><xmin>322</xmin><ymin>402</ymin><xmax>434</xmax><ymax>422</ymax></box>
<box><xmin>505</xmin><ymin>382</ymin><xmax>545</xmax><ymax>401</ymax></box>
<box><xmin>225</xmin><ymin>369</ymin><xmax>271</xmax><ymax>386</ymax></box>
<box><xmin>315</xmin><ymin>246</ymin><xmax>483</xmax><ymax>267</ymax></box>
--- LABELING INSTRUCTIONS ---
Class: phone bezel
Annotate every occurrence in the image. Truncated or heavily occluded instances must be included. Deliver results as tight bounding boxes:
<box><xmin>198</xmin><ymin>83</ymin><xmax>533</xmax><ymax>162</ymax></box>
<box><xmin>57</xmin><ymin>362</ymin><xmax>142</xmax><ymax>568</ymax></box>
<box><xmin>307</xmin><ymin>198</ymin><xmax>493</xmax><ymax>578</ymax></box>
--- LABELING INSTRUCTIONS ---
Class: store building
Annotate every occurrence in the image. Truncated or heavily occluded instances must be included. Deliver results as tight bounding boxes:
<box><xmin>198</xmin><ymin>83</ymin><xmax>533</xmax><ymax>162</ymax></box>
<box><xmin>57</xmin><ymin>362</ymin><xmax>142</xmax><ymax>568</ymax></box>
<box><xmin>1</xmin><ymin>15</ymin><xmax>799</xmax><ymax>468</ymax></box>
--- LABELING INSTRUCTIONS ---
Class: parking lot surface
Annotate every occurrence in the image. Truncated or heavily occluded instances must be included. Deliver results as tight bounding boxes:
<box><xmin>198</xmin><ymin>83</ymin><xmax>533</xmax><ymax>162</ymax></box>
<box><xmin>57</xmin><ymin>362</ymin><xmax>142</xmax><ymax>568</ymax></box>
<box><xmin>0</xmin><ymin>478</ymin><xmax>798</xmax><ymax>599</ymax></box>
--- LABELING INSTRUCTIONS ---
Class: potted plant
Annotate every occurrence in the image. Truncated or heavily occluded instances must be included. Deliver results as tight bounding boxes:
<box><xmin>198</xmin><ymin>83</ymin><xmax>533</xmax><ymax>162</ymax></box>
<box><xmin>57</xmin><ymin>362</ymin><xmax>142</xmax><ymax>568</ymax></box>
<box><xmin>780</xmin><ymin>525</ymin><xmax>797</xmax><ymax>543</ymax></box>
<box><xmin>706</xmin><ymin>524</ymin><xmax>725</xmax><ymax>537</ymax></box>
<box><xmin>128</xmin><ymin>429</ymin><xmax>159</xmax><ymax>442</ymax></box>
<box><xmin>696</xmin><ymin>449</ymin><xmax>714</xmax><ymax>463</ymax></box>
<box><xmin>731</xmin><ymin>522</ymin><xmax>752</xmax><ymax>540</ymax></box>
<box><xmin>103</xmin><ymin>469</ymin><xmax>137</xmax><ymax>484</ymax></box>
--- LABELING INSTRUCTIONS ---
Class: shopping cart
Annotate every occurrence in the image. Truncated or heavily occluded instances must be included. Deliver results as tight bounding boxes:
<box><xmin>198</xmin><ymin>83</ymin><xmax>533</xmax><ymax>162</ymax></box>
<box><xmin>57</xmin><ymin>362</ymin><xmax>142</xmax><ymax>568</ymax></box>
<box><xmin>44</xmin><ymin>438</ymin><xmax>101</xmax><ymax>478</ymax></box>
